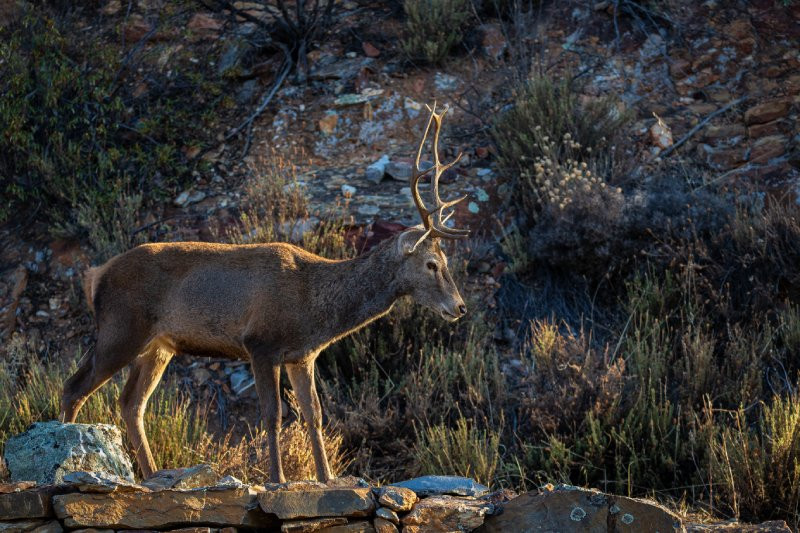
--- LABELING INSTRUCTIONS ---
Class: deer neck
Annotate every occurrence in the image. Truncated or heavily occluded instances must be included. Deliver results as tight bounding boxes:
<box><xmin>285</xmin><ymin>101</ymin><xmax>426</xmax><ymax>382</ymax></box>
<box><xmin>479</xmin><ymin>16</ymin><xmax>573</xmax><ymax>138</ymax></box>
<box><xmin>311</xmin><ymin>238</ymin><xmax>404</xmax><ymax>339</ymax></box>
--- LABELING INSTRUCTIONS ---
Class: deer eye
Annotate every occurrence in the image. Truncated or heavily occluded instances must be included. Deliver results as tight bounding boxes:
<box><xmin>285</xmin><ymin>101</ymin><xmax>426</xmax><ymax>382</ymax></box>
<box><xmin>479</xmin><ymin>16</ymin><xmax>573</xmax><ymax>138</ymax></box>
<box><xmin>426</xmin><ymin>261</ymin><xmax>438</xmax><ymax>272</ymax></box>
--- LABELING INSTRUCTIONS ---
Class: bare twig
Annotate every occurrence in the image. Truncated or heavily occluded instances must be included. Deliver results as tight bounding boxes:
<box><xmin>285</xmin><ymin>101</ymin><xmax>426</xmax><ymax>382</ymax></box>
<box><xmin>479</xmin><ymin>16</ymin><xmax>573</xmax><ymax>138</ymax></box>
<box><xmin>655</xmin><ymin>96</ymin><xmax>747</xmax><ymax>160</ymax></box>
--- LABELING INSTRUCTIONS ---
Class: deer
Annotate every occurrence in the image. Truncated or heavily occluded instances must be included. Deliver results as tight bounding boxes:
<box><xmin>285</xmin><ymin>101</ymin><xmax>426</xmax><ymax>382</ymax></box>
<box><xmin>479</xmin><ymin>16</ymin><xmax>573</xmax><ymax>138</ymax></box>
<box><xmin>60</xmin><ymin>103</ymin><xmax>470</xmax><ymax>483</ymax></box>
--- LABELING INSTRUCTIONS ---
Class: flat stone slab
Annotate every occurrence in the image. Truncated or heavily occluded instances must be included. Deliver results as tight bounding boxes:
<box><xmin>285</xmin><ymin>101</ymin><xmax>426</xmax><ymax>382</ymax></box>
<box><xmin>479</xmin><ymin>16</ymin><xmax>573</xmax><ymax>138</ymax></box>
<box><xmin>258</xmin><ymin>488</ymin><xmax>375</xmax><ymax>520</ymax></box>
<box><xmin>142</xmin><ymin>465</ymin><xmax>217</xmax><ymax>491</ymax></box>
<box><xmin>376</xmin><ymin>486</ymin><xmax>416</xmax><ymax>512</ymax></box>
<box><xmin>0</xmin><ymin>488</ymin><xmax>58</xmax><ymax>520</ymax></box>
<box><xmin>318</xmin><ymin>521</ymin><xmax>375</xmax><ymax>533</ymax></box>
<box><xmin>0</xmin><ymin>483</ymin><xmax>36</xmax><ymax>495</ymax></box>
<box><xmin>0</xmin><ymin>519</ymin><xmax>62</xmax><ymax>533</ymax></box>
<box><xmin>62</xmin><ymin>472</ymin><xmax>147</xmax><ymax>494</ymax></box>
<box><xmin>390</xmin><ymin>476</ymin><xmax>489</xmax><ymax>497</ymax></box>
<box><xmin>53</xmin><ymin>488</ymin><xmax>275</xmax><ymax>529</ymax></box>
<box><xmin>280</xmin><ymin>517</ymin><xmax>347</xmax><ymax>532</ymax></box>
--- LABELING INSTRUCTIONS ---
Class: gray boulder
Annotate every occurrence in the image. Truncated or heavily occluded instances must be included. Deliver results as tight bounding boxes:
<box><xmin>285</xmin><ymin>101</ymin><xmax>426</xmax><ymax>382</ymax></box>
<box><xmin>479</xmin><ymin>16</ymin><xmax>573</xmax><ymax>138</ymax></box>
<box><xmin>3</xmin><ymin>421</ymin><xmax>134</xmax><ymax>484</ymax></box>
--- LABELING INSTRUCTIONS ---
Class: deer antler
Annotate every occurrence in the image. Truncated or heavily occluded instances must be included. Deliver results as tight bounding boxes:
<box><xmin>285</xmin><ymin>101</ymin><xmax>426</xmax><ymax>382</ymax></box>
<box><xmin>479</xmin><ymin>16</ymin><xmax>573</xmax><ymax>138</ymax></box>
<box><xmin>409</xmin><ymin>103</ymin><xmax>470</xmax><ymax>251</ymax></box>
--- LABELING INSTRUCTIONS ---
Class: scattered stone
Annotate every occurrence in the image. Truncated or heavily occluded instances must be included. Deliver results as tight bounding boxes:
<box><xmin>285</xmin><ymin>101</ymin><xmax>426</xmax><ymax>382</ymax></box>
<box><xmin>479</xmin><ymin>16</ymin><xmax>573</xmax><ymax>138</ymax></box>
<box><xmin>375</xmin><ymin>507</ymin><xmax>399</xmax><ymax>524</ymax></box>
<box><xmin>258</xmin><ymin>487</ymin><xmax>375</xmax><ymax>520</ymax></box>
<box><xmin>53</xmin><ymin>488</ymin><xmax>274</xmax><ymax>529</ymax></box>
<box><xmin>372</xmin><ymin>517</ymin><xmax>397</xmax><ymax>533</ymax></box>
<box><xmin>376</xmin><ymin>486</ymin><xmax>416</xmax><ymax>512</ymax></box>
<box><xmin>0</xmin><ymin>483</ymin><xmax>35</xmax><ymax>495</ymax></box>
<box><xmin>281</xmin><ymin>517</ymin><xmax>347</xmax><ymax>532</ymax></box>
<box><xmin>187</xmin><ymin>13</ymin><xmax>222</xmax><ymax>37</ymax></box>
<box><xmin>402</xmin><ymin>495</ymin><xmax>493</xmax><ymax>533</ymax></box>
<box><xmin>230</xmin><ymin>366</ymin><xmax>255</xmax><ymax>396</ymax></box>
<box><xmin>703</xmin><ymin>124</ymin><xmax>746</xmax><ymax>141</ymax></box>
<box><xmin>404</xmin><ymin>98</ymin><xmax>423</xmax><ymax>118</ymax></box>
<box><xmin>310</xmin><ymin>57</ymin><xmax>375</xmax><ymax>82</ymax></box>
<box><xmin>385</xmin><ymin>161</ymin><xmax>412</xmax><ymax>181</ymax></box>
<box><xmin>4</xmin><ymin>422</ymin><xmax>134</xmax><ymax>485</ymax></box>
<box><xmin>62</xmin><ymin>472</ymin><xmax>146</xmax><ymax>493</ymax></box>
<box><xmin>0</xmin><ymin>519</ymin><xmax>62</xmax><ymax>533</ymax></box>
<box><xmin>476</xmin><ymin>485</ymin><xmax>683</xmax><ymax>532</ymax></box>
<box><xmin>650</xmin><ymin>114</ymin><xmax>674</xmax><ymax>151</ymax></box>
<box><xmin>123</xmin><ymin>15</ymin><xmax>151</xmax><ymax>42</ymax></box>
<box><xmin>749</xmin><ymin>135</ymin><xmax>787</xmax><ymax>164</ymax></box>
<box><xmin>391</xmin><ymin>476</ymin><xmax>488</xmax><ymax>498</ymax></box>
<box><xmin>279</xmin><ymin>217</ymin><xmax>320</xmax><ymax>243</ymax></box>
<box><xmin>141</xmin><ymin>464</ymin><xmax>217</xmax><ymax>491</ymax></box>
<box><xmin>319</xmin><ymin>113</ymin><xmax>339</xmax><ymax>135</ymax></box>
<box><xmin>744</xmin><ymin>100</ymin><xmax>792</xmax><ymax>125</ymax></box>
<box><xmin>362</xmin><ymin>42</ymin><xmax>380</xmax><ymax>58</ymax></box>
<box><xmin>334</xmin><ymin>89</ymin><xmax>384</xmax><ymax>107</ymax></box>
<box><xmin>434</xmin><ymin>73</ymin><xmax>459</xmax><ymax>92</ymax></box>
<box><xmin>357</xmin><ymin>205</ymin><xmax>380</xmax><ymax>216</ymax></box>
<box><xmin>174</xmin><ymin>190</ymin><xmax>207</xmax><ymax>208</ymax></box>
<box><xmin>365</xmin><ymin>155</ymin><xmax>390</xmax><ymax>184</ymax></box>
<box><xmin>341</xmin><ymin>184</ymin><xmax>356</xmax><ymax>198</ymax></box>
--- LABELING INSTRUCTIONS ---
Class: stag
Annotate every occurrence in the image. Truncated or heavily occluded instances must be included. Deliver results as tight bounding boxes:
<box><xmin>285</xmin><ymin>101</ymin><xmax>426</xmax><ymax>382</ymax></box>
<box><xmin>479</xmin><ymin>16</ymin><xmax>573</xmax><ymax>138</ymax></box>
<box><xmin>60</xmin><ymin>104</ymin><xmax>470</xmax><ymax>483</ymax></box>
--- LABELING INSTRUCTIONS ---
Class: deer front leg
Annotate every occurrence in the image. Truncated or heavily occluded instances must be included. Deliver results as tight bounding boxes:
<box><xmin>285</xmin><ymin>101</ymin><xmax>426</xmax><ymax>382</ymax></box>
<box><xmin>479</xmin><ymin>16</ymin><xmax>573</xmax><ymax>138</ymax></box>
<box><xmin>286</xmin><ymin>360</ymin><xmax>333</xmax><ymax>482</ymax></box>
<box><xmin>249</xmin><ymin>352</ymin><xmax>285</xmax><ymax>483</ymax></box>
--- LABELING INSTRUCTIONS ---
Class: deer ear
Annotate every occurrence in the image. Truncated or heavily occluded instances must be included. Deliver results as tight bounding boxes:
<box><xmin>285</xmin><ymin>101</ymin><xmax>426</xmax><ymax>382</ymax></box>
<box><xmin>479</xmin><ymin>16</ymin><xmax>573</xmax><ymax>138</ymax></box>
<box><xmin>397</xmin><ymin>227</ymin><xmax>426</xmax><ymax>255</ymax></box>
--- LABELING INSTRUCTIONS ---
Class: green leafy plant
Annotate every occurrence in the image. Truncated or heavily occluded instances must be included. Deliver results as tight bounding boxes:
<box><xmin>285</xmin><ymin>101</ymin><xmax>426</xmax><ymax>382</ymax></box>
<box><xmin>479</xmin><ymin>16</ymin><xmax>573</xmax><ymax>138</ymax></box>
<box><xmin>402</xmin><ymin>0</ymin><xmax>471</xmax><ymax>64</ymax></box>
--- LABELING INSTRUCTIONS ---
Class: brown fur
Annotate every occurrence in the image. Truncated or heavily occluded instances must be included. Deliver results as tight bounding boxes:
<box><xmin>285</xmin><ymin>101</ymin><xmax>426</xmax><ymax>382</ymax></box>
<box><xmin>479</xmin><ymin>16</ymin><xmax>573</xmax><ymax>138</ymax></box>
<box><xmin>61</xmin><ymin>228</ymin><xmax>466</xmax><ymax>482</ymax></box>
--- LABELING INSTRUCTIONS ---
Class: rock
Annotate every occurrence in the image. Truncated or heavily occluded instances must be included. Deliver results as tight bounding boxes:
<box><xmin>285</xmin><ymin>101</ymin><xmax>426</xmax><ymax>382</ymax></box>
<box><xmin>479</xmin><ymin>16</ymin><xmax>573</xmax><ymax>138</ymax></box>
<box><xmin>62</xmin><ymin>472</ymin><xmax>146</xmax><ymax>493</ymax></box>
<box><xmin>0</xmin><ymin>488</ymin><xmax>57</xmax><ymax>520</ymax></box>
<box><xmin>310</xmin><ymin>57</ymin><xmax>375</xmax><ymax>82</ymax></box>
<box><xmin>0</xmin><ymin>520</ymin><xmax>62</xmax><ymax>533</ymax></box>
<box><xmin>334</xmin><ymin>89</ymin><xmax>384</xmax><ymax>107</ymax></box>
<box><xmin>187</xmin><ymin>13</ymin><xmax>222</xmax><ymax>37</ymax></box>
<box><xmin>375</xmin><ymin>507</ymin><xmax>399</xmax><ymax>524</ymax></box>
<box><xmin>476</xmin><ymin>485</ymin><xmax>684</xmax><ymax>532</ymax></box>
<box><xmin>401</xmin><ymin>495</ymin><xmax>493</xmax><ymax>532</ymax></box>
<box><xmin>281</xmin><ymin>517</ymin><xmax>348</xmax><ymax>532</ymax></box>
<box><xmin>325</xmin><ymin>477</ymin><xmax>369</xmax><ymax>489</ymax></box>
<box><xmin>703</xmin><ymin>124</ymin><xmax>746</xmax><ymax>141</ymax></box>
<box><xmin>319</xmin><ymin>113</ymin><xmax>339</xmax><ymax>135</ymax></box>
<box><xmin>141</xmin><ymin>464</ymin><xmax>217</xmax><ymax>491</ymax></box>
<box><xmin>258</xmin><ymin>487</ymin><xmax>375</xmax><ymax>520</ymax></box>
<box><xmin>319</xmin><ymin>521</ymin><xmax>374</xmax><ymax>533</ymax></box>
<box><xmin>362</xmin><ymin>42</ymin><xmax>380</xmax><ymax>58</ymax></box>
<box><xmin>372</xmin><ymin>517</ymin><xmax>397</xmax><ymax>533</ymax></box>
<box><xmin>434</xmin><ymin>73</ymin><xmax>459</xmax><ymax>92</ymax></box>
<box><xmin>650</xmin><ymin>114</ymin><xmax>673</xmax><ymax>152</ymax></box>
<box><xmin>366</xmin><ymin>155</ymin><xmax>390</xmax><ymax>184</ymax></box>
<box><xmin>0</xmin><ymin>483</ymin><xmax>35</xmax><ymax>495</ymax></box>
<box><xmin>376</xmin><ymin>486</ymin><xmax>416</xmax><ymax>512</ymax></box>
<box><xmin>748</xmin><ymin>119</ymin><xmax>787</xmax><ymax>139</ymax></box>
<box><xmin>385</xmin><ymin>161</ymin><xmax>412</xmax><ymax>181</ymax></box>
<box><xmin>404</xmin><ymin>98</ymin><xmax>423</xmax><ymax>118</ymax></box>
<box><xmin>279</xmin><ymin>217</ymin><xmax>320</xmax><ymax>243</ymax></box>
<box><xmin>341</xmin><ymin>184</ymin><xmax>356</xmax><ymax>198</ymax></box>
<box><xmin>669</xmin><ymin>58</ymin><xmax>691</xmax><ymax>80</ymax></box>
<box><xmin>750</xmin><ymin>135</ymin><xmax>787</xmax><ymax>164</ymax></box>
<box><xmin>4</xmin><ymin>422</ymin><xmax>134</xmax><ymax>485</ymax></box>
<box><xmin>744</xmin><ymin>101</ymin><xmax>792</xmax><ymax>125</ymax></box>
<box><xmin>391</xmin><ymin>476</ymin><xmax>489</xmax><ymax>497</ymax></box>
<box><xmin>357</xmin><ymin>205</ymin><xmax>380</xmax><ymax>216</ymax></box>
<box><xmin>174</xmin><ymin>190</ymin><xmax>207</xmax><ymax>208</ymax></box>
<box><xmin>230</xmin><ymin>367</ymin><xmax>256</xmax><ymax>396</ymax></box>
<box><xmin>53</xmin><ymin>488</ymin><xmax>275</xmax><ymax>529</ymax></box>
<box><xmin>479</xmin><ymin>23</ymin><xmax>506</xmax><ymax>60</ymax></box>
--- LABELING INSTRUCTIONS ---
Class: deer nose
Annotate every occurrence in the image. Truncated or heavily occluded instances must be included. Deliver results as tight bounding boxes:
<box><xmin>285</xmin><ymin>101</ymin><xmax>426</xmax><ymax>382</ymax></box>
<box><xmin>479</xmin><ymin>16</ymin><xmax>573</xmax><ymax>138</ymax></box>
<box><xmin>457</xmin><ymin>304</ymin><xmax>467</xmax><ymax>316</ymax></box>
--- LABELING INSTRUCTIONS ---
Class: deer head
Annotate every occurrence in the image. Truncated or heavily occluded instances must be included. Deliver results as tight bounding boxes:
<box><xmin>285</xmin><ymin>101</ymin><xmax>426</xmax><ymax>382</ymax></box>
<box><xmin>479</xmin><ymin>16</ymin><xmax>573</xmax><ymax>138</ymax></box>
<box><xmin>395</xmin><ymin>103</ymin><xmax>470</xmax><ymax>322</ymax></box>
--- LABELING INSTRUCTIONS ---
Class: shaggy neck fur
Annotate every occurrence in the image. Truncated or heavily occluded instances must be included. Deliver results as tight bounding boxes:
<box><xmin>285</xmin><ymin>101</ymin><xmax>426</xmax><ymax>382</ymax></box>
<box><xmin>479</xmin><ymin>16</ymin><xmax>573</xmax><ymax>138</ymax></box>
<box><xmin>308</xmin><ymin>234</ymin><xmax>409</xmax><ymax>342</ymax></box>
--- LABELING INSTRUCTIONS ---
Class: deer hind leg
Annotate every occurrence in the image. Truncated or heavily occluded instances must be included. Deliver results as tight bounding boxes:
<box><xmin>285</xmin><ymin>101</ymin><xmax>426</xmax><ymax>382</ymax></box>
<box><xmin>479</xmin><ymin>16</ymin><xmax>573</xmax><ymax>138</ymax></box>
<box><xmin>286</xmin><ymin>360</ymin><xmax>333</xmax><ymax>482</ymax></box>
<box><xmin>248</xmin><ymin>348</ymin><xmax>285</xmax><ymax>483</ymax></box>
<box><xmin>60</xmin><ymin>327</ymin><xmax>147</xmax><ymax>423</ymax></box>
<box><xmin>119</xmin><ymin>344</ymin><xmax>173</xmax><ymax>479</ymax></box>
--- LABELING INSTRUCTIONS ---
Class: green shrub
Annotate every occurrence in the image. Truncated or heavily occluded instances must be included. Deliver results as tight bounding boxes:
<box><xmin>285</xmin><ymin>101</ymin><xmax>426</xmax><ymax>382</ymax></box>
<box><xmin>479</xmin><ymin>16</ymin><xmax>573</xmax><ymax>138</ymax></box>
<box><xmin>402</xmin><ymin>0</ymin><xmax>471</xmax><ymax>64</ymax></box>
<box><xmin>0</xmin><ymin>9</ymin><xmax>223</xmax><ymax>257</ymax></box>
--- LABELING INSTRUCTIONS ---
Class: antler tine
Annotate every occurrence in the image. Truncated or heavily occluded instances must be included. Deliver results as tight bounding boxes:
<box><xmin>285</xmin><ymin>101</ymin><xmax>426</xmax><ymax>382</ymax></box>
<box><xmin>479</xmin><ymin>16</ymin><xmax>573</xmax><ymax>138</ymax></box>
<box><xmin>408</xmin><ymin>102</ymin><xmax>470</xmax><ymax>251</ymax></box>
